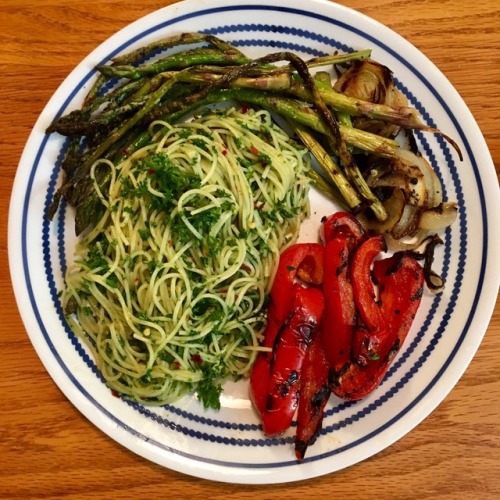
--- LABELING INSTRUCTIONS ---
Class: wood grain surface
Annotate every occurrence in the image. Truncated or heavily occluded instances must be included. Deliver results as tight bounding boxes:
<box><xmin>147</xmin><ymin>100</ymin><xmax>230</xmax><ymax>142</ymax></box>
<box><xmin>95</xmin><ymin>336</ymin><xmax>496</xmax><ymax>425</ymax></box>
<box><xmin>1</xmin><ymin>1</ymin><xmax>499</xmax><ymax>498</ymax></box>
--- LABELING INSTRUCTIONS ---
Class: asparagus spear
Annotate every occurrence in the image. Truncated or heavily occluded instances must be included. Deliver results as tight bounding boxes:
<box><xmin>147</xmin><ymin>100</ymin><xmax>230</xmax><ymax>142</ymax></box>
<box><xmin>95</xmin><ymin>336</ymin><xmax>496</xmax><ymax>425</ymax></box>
<box><xmin>290</xmin><ymin>79</ymin><xmax>425</xmax><ymax>130</ymax></box>
<box><xmin>163</xmin><ymin>88</ymin><xmax>399</xmax><ymax>158</ymax></box>
<box><xmin>98</xmin><ymin>48</ymin><xmax>250</xmax><ymax>80</ymax></box>
<box><xmin>315</xmin><ymin>71</ymin><xmax>352</xmax><ymax>125</ymax></box>
<box><xmin>47</xmin><ymin>73</ymin><xmax>291</xmax><ymax>136</ymax></box>
<box><xmin>305</xmin><ymin>168</ymin><xmax>350</xmax><ymax>209</ymax></box>
<box><xmin>106</xmin><ymin>46</ymin><xmax>370</xmax><ymax>81</ymax></box>
<box><xmin>50</xmin><ymin>63</ymin><xmax>428</xmax><ymax>138</ymax></box>
<box><xmin>111</xmin><ymin>32</ymin><xmax>251</xmax><ymax>66</ymax></box>
<box><xmin>83</xmin><ymin>32</ymin><xmax>249</xmax><ymax>106</ymax></box>
<box><xmin>292</xmin><ymin>122</ymin><xmax>361</xmax><ymax>211</ymax></box>
<box><xmin>154</xmin><ymin>69</ymin><xmax>427</xmax><ymax>130</ymax></box>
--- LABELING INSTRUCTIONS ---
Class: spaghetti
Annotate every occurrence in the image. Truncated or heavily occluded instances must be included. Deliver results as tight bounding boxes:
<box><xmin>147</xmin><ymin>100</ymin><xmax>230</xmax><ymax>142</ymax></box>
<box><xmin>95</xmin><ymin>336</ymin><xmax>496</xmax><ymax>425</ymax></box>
<box><xmin>62</xmin><ymin>107</ymin><xmax>311</xmax><ymax>408</ymax></box>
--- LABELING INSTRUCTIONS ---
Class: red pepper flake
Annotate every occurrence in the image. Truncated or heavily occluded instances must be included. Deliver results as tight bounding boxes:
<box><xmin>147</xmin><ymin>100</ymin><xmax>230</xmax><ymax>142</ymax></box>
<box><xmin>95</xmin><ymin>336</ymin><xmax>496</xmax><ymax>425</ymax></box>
<box><xmin>241</xmin><ymin>104</ymin><xmax>250</xmax><ymax>114</ymax></box>
<box><xmin>148</xmin><ymin>168</ymin><xmax>156</xmax><ymax>175</ymax></box>
<box><xmin>173</xmin><ymin>361</ymin><xmax>181</xmax><ymax>369</ymax></box>
<box><xmin>222</xmin><ymin>149</ymin><xmax>228</xmax><ymax>156</ymax></box>
<box><xmin>250</xmin><ymin>145</ymin><xmax>259</xmax><ymax>155</ymax></box>
<box><xmin>111</xmin><ymin>389</ymin><xmax>120</xmax><ymax>398</ymax></box>
<box><xmin>191</xmin><ymin>354</ymin><xmax>203</xmax><ymax>364</ymax></box>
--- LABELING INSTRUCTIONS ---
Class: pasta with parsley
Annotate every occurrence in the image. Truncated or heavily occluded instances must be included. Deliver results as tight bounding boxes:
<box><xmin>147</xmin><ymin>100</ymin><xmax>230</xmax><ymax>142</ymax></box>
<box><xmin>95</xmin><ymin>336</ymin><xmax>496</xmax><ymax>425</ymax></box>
<box><xmin>62</xmin><ymin>107</ymin><xmax>311</xmax><ymax>408</ymax></box>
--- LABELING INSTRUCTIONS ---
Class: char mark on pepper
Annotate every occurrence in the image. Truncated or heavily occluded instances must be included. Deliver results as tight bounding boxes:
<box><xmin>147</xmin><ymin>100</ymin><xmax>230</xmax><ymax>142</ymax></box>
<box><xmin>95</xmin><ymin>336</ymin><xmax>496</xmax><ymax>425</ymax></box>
<box><xmin>280</xmin><ymin>370</ymin><xmax>299</xmax><ymax>398</ymax></box>
<box><xmin>310</xmin><ymin>385</ymin><xmax>331</xmax><ymax>415</ymax></box>
<box><xmin>383</xmin><ymin>251</ymin><xmax>405</xmax><ymax>275</ymax></box>
<box><xmin>335</xmin><ymin>248</ymin><xmax>350</xmax><ymax>277</ymax></box>
<box><xmin>387</xmin><ymin>337</ymin><xmax>400</xmax><ymax>358</ymax></box>
<box><xmin>410</xmin><ymin>286</ymin><xmax>424</xmax><ymax>302</ymax></box>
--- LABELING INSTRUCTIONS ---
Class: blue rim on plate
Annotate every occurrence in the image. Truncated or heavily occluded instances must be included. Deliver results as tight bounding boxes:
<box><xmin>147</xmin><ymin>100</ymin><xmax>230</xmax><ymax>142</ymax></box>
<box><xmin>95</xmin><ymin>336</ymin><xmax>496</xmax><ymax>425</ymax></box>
<box><xmin>9</xmin><ymin>0</ymin><xmax>500</xmax><ymax>484</ymax></box>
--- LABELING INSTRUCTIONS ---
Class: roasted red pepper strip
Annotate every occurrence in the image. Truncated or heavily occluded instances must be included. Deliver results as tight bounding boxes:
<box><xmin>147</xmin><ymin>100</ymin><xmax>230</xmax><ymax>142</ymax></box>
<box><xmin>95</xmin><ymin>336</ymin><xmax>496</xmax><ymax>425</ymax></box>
<box><xmin>321</xmin><ymin>211</ymin><xmax>365</xmax><ymax>244</ymax></box>
<box><xmin>271</xmin><ymin>243</ymin><xmax>323</xmax><ymax>321</ymax></box>
<box><xmin>321</xmin><ymin>237</ymin><xmax>356</xmax><ymax>372</ymax></box>
<box><xmin>295</xmin><ymin>334</ymin><xmax>330</xmax><ymax>460</ymax></box>
<box><xmin>249</xmin><ymin>311</ymin><xmax>279</xmax><ymax>416</ymax></box>
<box><xmin>250</xmin><ymin>244</ymin><xmax>323</xmax><ymax>416</ymax></box>
<box><xmin>261</xmin><ymin>285</ymin><xmax>324</xmax><ymax>436</ymax></box>
<box><xmin>373</xmin><ymin>251</ymin><xmax>424</xmax><ymax>352</ymax></box>
<box><xmin>320</xmin><ymin>212</ymin><xmax>365</xmax><ymax>372</ymax></box>
<box><xmin>332</xmin><ymin>251</ymin><xmax>424</xmax><ymax>400</ymax></box>
<box><xmin>351</xmin><ymin>234</ymin><xmax>389</xmax><ymax>365</ymax></box>
<box><xmin>331</xmin><ymin>353</ymin><xmax>389</xmax><ymax>400</ymax></box>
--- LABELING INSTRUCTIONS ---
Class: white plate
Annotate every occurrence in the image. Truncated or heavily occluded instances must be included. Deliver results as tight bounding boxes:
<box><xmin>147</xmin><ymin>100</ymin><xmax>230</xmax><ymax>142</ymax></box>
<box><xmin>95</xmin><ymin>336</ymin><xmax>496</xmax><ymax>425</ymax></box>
<box><xmin>9</xmin><ymin>0</ymin><xmax>500</xmax><ymax>484</ymax></box>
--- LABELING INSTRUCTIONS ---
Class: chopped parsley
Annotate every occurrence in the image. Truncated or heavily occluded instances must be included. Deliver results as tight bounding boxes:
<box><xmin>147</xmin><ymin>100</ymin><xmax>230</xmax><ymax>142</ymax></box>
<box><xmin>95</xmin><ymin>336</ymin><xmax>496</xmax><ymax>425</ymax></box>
<box><xmin>120</xmin><ymin>153</ymin><xmax>201</xmax><ymax>212</ymax></box>
<box><xmin>196</xmin><ymin>362</ymin><xmax>225</xmax><ymax>410</ymax></box>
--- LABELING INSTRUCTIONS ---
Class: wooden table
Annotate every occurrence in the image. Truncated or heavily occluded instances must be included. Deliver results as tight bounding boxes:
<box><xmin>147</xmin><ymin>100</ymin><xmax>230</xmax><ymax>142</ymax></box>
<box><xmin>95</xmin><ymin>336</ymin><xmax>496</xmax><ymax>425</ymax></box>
<box><xmin>1</xmin><ymin>0</ymin><xmax>499</xmax><ymax>497</ymax></box>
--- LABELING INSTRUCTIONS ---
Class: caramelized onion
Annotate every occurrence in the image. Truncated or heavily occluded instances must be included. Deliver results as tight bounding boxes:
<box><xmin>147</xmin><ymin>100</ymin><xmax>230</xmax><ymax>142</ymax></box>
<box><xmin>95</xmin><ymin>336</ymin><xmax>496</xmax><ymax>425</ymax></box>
<box><xmin>334</xmin><ymin>59</ymin><xmax>457</xmax><ymax>263</ymax></box>
<box><xmin>390</xmin><ymin>203</ymin><xmax>421</xmax><ymax>239</ymax></box>
<box><xmin>358</xmin><ymin>188</ymin><xmax>406</xmax><ymax>234</ymax></box>
<box><xmin>333</xmin><ymin>60</ymin><xmax>393</xmax><ymax>103</ymax></box>
<box><xmin>367</xmin><ymin>159</ymin><xmax>427</xmax><ymax>207</ymax></box>
<box><xmin>385</xmin><ymin>230</ymin><xmax>430</xmax><ymax>251</ymax></box>
<box><xmin>419</xmin><ymin>202</ymin><xmax>458</xmax><ymax>230</ymax></box>
<box><xmin>395</xmin><ymin>149</ymin><xmax>442</xmax><ymax>208</ymax></box>
<box><xmin>409</xmin><ymin>234</ymin><xmax>446</xmax><ymax>293</ymax></box>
